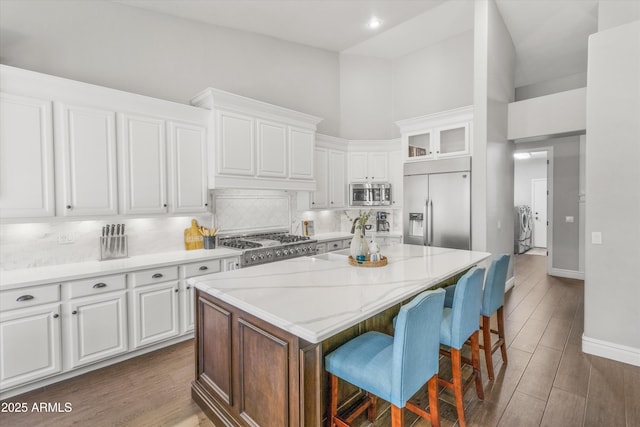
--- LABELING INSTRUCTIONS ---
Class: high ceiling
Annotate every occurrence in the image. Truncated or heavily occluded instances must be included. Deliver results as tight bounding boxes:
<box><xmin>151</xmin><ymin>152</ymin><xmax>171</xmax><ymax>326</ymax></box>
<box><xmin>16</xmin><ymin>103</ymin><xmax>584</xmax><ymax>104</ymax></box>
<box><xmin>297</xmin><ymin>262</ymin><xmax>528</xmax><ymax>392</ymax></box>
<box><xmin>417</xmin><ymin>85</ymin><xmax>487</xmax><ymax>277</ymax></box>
<box><xmin>116</xmin><ymin>0</ymin><xmax>599</xmax><ymax>88</ymax></box>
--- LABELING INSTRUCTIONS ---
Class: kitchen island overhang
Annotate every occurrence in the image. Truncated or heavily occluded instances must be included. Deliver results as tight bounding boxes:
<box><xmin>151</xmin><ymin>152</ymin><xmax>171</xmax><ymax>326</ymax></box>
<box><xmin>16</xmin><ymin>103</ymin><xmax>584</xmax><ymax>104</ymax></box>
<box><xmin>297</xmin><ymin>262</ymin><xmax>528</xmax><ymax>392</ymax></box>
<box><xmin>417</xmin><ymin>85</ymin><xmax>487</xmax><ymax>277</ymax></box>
<box><xmin>189</xmin><ymin>244</ymin><xmax>491</xmax><ymax>426</ymax></box>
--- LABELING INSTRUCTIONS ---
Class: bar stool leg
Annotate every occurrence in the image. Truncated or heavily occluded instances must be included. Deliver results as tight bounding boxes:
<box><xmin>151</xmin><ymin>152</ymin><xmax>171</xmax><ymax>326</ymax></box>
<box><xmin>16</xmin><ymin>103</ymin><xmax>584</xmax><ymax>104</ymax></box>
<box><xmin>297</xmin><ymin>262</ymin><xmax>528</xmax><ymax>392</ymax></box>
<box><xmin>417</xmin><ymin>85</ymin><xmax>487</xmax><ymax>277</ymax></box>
<box><xmin>329</xmin><ymin>373</ymin><xmax>339</xmax><ymax>427</ymax></box>
<box><xmin>498</xmin><ymin>306</ymin><xmax>508</xmax><ymax>363</ymax></box>
<box><xmin>427</xmin><ymin>375</ymin><xmax>441</xmax><ymax>427</ymax></box>
<box><xmin>451</xmin><ymin>348</ymin><xmax>467</xmax><ymax>427</ymax></box>
<box><xmin>482</xmin><ymin>314</ymin><xmax>495</xmax><ymax>380</ymax></box>
<box><xmin>391</xmin><ymin>404</ymin><xmax>404</xmax><ymax>427</ymax></box>
<box><xmin>367</xmin><ymin>394</ymin><xmax>377</xmax><ymax>422</ymax></box>
<box><xmin>470</xmin><ymin>331</ymin><xmax>484</xmax><ymax>400</ymax></box>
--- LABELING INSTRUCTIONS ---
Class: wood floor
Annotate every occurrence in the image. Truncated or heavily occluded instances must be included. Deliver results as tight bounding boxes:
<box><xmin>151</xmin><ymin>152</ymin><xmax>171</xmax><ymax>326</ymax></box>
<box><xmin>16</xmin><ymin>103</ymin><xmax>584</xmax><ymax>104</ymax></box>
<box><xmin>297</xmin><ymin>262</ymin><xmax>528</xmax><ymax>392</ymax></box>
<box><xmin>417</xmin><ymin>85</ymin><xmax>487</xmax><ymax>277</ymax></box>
<box><xmin>2</xmin><ymin>254</ymin><xmax>639</xmax><ymax>427</ymax></box>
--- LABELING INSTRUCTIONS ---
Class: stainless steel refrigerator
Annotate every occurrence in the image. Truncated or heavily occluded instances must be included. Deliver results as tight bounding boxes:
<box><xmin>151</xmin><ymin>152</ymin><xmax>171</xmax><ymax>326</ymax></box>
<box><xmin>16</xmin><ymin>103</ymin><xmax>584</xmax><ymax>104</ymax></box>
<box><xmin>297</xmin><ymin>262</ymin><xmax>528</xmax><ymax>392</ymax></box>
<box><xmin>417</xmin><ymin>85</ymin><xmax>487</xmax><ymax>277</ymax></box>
<box><xmin>403</xmin><ymin>158</ymin><xmax>471</xmax><ymax>250</ymax></box>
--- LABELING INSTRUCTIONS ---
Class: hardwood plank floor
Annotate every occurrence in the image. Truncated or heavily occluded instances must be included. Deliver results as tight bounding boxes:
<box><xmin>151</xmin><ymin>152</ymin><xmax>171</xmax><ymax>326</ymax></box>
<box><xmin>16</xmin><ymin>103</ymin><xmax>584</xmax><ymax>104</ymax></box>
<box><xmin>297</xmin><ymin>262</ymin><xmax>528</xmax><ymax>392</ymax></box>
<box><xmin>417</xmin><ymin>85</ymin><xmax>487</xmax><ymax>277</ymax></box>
<box><xmin>2</xmin><ymin>254</ymin><xmax>639</xmax><ymax>426</ymax></box>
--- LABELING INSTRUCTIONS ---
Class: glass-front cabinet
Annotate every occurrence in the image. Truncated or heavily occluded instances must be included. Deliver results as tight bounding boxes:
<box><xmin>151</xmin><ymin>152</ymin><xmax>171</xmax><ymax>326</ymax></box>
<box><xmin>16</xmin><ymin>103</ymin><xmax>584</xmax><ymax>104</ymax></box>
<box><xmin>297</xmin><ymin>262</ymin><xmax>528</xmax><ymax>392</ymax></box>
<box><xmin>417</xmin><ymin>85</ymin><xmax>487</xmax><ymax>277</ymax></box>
<box><xmin>397</xmin><ymin>106</ymin><xmax>473</xmax><ymax>162</ymax></box>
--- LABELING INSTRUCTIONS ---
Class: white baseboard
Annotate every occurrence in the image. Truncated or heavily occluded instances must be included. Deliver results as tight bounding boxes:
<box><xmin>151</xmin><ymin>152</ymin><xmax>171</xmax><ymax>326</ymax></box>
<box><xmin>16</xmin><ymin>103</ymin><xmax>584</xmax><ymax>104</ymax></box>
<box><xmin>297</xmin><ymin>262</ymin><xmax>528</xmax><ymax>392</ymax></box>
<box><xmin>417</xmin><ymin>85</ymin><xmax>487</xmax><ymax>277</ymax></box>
<box><xmin>505</xmin><ymin>276</ymin><xmax>515</xmax><ymax>291</ymax></box>
<box><xmin>549</xmin><ymin>268</ymin><xmax>585</xmax><ymax>280</ymax></box>
<box><xmin>582</xmin><ymin>334</ymin><xmax>640</xmax><ymax>367</ymax></box>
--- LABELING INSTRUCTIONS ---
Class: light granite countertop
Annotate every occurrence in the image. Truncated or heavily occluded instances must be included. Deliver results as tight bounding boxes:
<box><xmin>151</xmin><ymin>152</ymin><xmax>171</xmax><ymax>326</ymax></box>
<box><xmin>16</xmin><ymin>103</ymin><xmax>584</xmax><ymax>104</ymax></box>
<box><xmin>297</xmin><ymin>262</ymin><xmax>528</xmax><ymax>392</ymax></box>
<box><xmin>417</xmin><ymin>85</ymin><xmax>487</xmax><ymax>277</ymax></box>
<box><xmin>0</xmin><ymin>248</ymin><xmax>242</xmax><ymax>290</ymax></box>
<box><xmin>191</xmin><ymin>244</ymin><xmax>490</xmax><ymax>343</ymax></box>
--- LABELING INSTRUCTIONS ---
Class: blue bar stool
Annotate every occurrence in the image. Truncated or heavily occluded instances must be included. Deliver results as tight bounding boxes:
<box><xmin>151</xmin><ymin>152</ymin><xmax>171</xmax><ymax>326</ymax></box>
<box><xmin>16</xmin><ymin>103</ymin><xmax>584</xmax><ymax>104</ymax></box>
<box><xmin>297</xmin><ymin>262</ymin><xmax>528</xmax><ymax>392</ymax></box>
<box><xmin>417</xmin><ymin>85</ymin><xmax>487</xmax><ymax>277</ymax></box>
<box><xmin>440</xmin><ymin>267</ymin><xmax>486</xmax><ymax>427</ymax></box>
<box><xmin>480</xmin><ymin>254</ymin><xmax>510</xmax><ymax>380</ymax></box>
<box><xmin>325</xmin><ymin>288</ymin><xmax>445</xmax><ymax>427</ymax></box>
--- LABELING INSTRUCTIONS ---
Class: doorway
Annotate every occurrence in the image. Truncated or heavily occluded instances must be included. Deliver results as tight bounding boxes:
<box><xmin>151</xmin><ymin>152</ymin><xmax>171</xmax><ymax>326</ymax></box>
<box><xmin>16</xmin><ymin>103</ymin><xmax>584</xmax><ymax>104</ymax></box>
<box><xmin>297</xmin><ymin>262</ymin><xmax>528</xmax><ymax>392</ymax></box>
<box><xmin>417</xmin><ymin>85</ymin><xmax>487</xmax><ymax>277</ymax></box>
<box><xmin>514</xmin><ymin>148</ymin><xmax>552</xmax><ymax>273</ymax></box>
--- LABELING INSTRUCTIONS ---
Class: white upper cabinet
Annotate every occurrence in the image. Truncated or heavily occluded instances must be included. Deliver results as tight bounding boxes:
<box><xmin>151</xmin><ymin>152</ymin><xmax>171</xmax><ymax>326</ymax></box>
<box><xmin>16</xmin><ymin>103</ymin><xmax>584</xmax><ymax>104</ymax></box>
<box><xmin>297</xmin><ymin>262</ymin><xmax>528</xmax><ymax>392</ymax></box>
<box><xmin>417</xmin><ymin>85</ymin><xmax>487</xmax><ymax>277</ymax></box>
<box><xmin>388</xmin><ymin>150</ymin><xmax>403</xmax><ymax>207</ymax></box>
<box><xmin>56</xmin><ymin>104</ymin><xmax>118</xmax><ymax>216</ymax></box>
<box><xmin>289</xmin><ymin>127</ymin><xmax>315</xmax><ymax>180</ymax></box>
<box><xmin>348</xmin><ymin>151</ymin><xmax>389</xmax><ymax>182</ymax></box>
<box><xmin>118</xmin><ymin>113</ymin><xmax>168</xmax><ymax>215</ymax></box>
<box><xmin>257</xmin><ymin>119</ymin><xmax>287</xmax><ymax>178</ymax></box>
<box><xmin>0</xmin><ymin>93</ymin><xmax>55</xmax><ymax>218</ymax></box>
<box><xmin>218</xmin><ymin>110</ymin><xmax>255</xmax><ymax>176</ymax></box>
<box><xmin>396</xmin><ymin>106</ymin><xmax>473</xmax><ymax>162</ymax></box>
<box><xmin>328</xmin><ymin>150</ymin><xmax>346</xmax><ymax>208</ymax></box>
<box><xmin>0</xmin><ymin>65</ymin><xmax>210</xmax><ymax>220</ymax></box>
<box><xmin>310</xmin><ymin>148</ymin><xmax>329</xmax><ymax>208</ymax></box>
<box><xmin>191</xmin><ymin>88</ymin><xmax>322</xmax><ymax>191</ymax></box>
<box><xmin>168</xmin><ymin>121</ymin><xmax>208</xmax><ymax>214</ymax></box>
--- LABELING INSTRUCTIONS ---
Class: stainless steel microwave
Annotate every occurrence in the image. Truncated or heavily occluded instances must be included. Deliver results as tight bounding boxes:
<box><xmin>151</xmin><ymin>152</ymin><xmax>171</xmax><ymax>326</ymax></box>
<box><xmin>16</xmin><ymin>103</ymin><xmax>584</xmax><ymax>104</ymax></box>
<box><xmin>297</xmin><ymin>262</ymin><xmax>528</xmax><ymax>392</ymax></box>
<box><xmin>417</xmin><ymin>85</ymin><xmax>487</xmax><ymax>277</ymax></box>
<box><xmin>349</xmin><ymin>183</ymin><xmax>392</xmax><ymax>206</ymax></box>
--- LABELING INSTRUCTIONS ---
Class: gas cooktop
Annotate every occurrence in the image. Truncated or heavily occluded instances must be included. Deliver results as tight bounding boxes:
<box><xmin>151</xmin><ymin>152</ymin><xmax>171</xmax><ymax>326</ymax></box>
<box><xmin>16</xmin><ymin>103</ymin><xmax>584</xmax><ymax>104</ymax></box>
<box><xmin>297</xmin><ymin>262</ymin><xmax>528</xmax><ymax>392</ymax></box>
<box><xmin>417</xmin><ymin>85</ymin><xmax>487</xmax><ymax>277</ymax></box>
<box><xmin>219</xmin><ymin>232</ymin><xmax>317</xmax><ymax>267</ymax></box>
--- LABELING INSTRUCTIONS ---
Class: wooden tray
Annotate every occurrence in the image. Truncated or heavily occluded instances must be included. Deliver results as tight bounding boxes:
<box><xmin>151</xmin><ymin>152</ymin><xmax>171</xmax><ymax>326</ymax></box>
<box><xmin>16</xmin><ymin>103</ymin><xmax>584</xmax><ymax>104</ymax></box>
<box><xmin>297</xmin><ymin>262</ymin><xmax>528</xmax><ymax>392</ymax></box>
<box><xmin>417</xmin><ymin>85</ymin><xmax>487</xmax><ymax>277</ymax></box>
<box><xmin>348</xmin><ymin>255</ymin><xmax>388</xmax><ymax>267</ymax></box>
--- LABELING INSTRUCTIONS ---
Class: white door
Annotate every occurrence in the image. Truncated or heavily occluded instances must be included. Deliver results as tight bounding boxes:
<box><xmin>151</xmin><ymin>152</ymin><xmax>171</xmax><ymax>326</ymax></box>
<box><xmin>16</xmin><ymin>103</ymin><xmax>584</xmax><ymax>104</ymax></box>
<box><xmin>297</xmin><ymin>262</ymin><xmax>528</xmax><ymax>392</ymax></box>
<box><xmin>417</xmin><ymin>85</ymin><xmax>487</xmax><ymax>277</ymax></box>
<box><xmin>329</xmin><ymin>150</ymin><xmax>346</xmax><ymax>208</ymax></box>
<box><xmin>0</xmin><ymin>304</ymin><xmax>61</xmax><ymax>390</ymax></box>
<box><xmin>119</xmin><ymin>114</ymin><xmax>167</xmax><ymax>214</ymax></box>
<box><xmin>532</xmin><ymin>178</ymin><xmax>548</xmax><ymax>248</ymax></box>
<box><xmin>0</xmin><ymin>93</ymin><xmax>55</xmax><ymax>218</ymax></box>
<box><xmin>68</xmin><ymin>291</ymin><xmax>128</xmax><ymax>368</ymax></box>
<box><xmin>131</xmin><ymin>282</ymin><xmax>179</xmax><ymax>348</ymax></box>
<box><xmin>57</xmin><ymin>104</ymin><xmax>118</xmax><ymax>216</ymax></box>
<box><xmin>257</xmin><ymin>120</ymin><xmax>287</xmax><ymax>178</ymax></box>
<box><xmin>312</xmin><ymin>148</ymin><xmax>329</xmax><ymax>208</ymax></box>
<box><xmin>288</xmin><ymin>127</ymin><xmax>314</xmax><ymax>180</ymax></box>
<box><xmin>168</xmin><ymin>121</ymin><xmax>208</xmax><ymax>214</ymax></box>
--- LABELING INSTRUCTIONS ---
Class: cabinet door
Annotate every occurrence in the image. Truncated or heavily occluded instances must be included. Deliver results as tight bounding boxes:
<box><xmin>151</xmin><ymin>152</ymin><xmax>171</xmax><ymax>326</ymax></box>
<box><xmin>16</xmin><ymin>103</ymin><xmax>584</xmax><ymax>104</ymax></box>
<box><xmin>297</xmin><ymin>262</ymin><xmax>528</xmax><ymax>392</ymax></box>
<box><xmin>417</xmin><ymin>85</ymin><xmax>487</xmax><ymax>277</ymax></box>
<box><xmin>67</xmin><ymin>291</ymin><xmax>128</xmax><ymax>368</ymax></box>
<box><xmin>388</xmin><ymin>150</ymin><xmax>403</xmax><ymax>207</ymax></box>
<box><xmin>329</xmin><ymin>150</ymin><xmax>346</xmax><ymax>208</ymax></box>
<box><xmin>257</xmin><ymin>120</ymin><xmax>287</xmax><ymax>178</ymax></box>
<box><xmin>168</xmin><ymin>121</ymin><xmax>208</xmax><ymax>214</ymax></box>
<box><xmin>119</xmin><ymin>114</ymin><xmax>167</xmax><ymax>214</ymax></box>
<box><xmin>436</xmin><ymin>123</ymin><xmax>469</xmax><ymax>158</ymax></box>
<box><xmin>367</xmin><ymin>152</ymin><xmax>388</xmax><ymax>182</ymax></box>
<box><xmin>217</xmin><ymin>110</ymin><xmax>254</xmax><ymax>176</ymax></box>
<box><xmin>131</xmin><ymin>282</ymin><xmax>179</xmax><ymax>348</ymax></box>
<box><xmin>289</xmin><ymin>127</ymin><xmax>314</xmax><ymax>180</ymax></box>
<box><xmin>57</xmin><ymin>104</ymin><xmax>118</xmax><ymax>216</ymax></box>
<box><xmin>0</xmin><ymin>304</ymin><xmax>61</xmax><ymax>390</ymax></box>
<box><xmin>0</xmin><ymin>93</ymin><xmax>55</xmax><ymax>218</ymax></box>
<box><xmin>311</xmin><ymin>148</ymin><xmax>329</xmax><ymax>209</ymax></box>
<box><xmin>348</xmin><ymin>152</ymin><xmax>369</xmax><ymax>181</ymax></box>
<box><xmin>406</xmin><ymin>130</ymin><xmax>434</xmax><ymax>160</ymax></box>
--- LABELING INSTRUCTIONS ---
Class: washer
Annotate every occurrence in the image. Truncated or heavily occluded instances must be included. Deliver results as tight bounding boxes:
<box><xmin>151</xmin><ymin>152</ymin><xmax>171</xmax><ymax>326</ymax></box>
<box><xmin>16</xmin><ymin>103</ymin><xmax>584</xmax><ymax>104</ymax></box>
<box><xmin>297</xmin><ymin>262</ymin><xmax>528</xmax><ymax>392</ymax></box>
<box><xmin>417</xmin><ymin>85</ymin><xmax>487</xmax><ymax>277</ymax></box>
<box><xmin>514</xmin><ymin>205</ymin><xmax>533</xmax><ymax>254</ymax></box>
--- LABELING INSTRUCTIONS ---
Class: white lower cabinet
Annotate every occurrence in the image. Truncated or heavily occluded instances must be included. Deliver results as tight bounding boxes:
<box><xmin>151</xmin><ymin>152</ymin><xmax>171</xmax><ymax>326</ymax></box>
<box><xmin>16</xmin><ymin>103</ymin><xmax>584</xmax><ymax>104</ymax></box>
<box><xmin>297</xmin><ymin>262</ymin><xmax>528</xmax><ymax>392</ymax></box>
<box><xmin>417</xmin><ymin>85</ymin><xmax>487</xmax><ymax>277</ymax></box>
<box><xmin>223</xmin><ymin>257</ymin><xmax>241</xmax><ymax>271</ymax></box>
<box><xmin>130</xmin><ymin>281</ymin><xmax>180</xmax><ymax>348</ymax></box>
<box><xmin>67</xmin><ymin>291</ymin><xmax>128</xmax><ymax>368</ymax></box>
<box><xmin>0</xmin><ymin>303</ymin><xmax>62</xmax><ymax>391</ymax></box>
<box><xmin>180</xmin><ymin>259</ymin><xmax>223</xmax><ymax>334</ymax></box>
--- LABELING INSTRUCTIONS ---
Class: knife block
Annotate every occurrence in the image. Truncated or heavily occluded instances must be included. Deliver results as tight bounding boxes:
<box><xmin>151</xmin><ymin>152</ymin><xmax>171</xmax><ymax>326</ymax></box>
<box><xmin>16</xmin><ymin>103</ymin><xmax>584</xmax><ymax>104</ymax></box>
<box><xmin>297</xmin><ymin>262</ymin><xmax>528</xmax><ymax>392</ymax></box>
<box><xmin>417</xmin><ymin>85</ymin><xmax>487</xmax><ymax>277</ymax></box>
<box><xmin>100</xmin><ymin>235</ymin><xmax>128</xmax><ymax>260</ymax></box>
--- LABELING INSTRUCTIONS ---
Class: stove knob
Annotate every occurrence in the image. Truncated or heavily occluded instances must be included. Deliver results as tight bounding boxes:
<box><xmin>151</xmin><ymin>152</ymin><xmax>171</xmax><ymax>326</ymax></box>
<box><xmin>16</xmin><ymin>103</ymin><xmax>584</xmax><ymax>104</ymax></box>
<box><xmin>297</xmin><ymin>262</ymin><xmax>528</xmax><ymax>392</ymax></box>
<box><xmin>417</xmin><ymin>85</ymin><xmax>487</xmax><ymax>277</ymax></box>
<box><xmin>296</xmin><ymin>247</ymin><xmax>302</xmax><ymax>253</ymax></box>
<box><xmin>275</xmin><ymin>250</ymin><xmax>282</xmax><ymax>256</ymax></box>
<box><xmin>258</xmin><ymin>253</ymin><xmax>265</xmax><ymax>260</ymax></box>
<box><xmin>251</xmin><ymin>255</ymin><xmax>258</xmax><ymax>262</ymax></box>
<box><xmin>283</xmin><ymin>249</ymin><xmax>289</xmax><ymax>255</ymax></box>
<box><xmin>267</xmin><ymin>252</ymin><xmax>273</xmax><ymax>258</ymax></box>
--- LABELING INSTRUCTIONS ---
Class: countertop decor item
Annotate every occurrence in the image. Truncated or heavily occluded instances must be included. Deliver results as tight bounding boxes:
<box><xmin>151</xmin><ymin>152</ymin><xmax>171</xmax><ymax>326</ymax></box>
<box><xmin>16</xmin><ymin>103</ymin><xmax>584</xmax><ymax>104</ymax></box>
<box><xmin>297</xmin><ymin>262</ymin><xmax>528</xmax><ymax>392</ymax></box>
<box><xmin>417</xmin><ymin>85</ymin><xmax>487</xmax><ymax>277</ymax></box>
<box><xmin>184</xmin><ymin>219</ymin><xmax>204</xmax><ymax>250</ymax></box>
<box><xmin>348</xmin><ymin>255</ymin><xmax>388</xmax><ymax>267</ymax></box>
<box><xmin>302</xmin><ymin>220</ymin><xmax>315</xmax><ymax>236</ymax></box>
<box><xmin>100</xmin><ymin>223</ymin><xmax>128</xmax><ymax>260</ymax></box>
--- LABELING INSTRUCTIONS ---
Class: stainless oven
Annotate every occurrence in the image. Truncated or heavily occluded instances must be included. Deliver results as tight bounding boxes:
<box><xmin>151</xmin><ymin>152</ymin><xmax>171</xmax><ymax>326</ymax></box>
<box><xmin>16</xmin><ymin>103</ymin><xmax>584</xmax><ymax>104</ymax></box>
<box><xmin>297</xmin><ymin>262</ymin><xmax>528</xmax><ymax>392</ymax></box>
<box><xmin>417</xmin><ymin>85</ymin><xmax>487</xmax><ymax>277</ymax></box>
<box><xmin>349</xmin><ymin>183</ymin><xmax>392</xmax><ymax>206</ymax></box>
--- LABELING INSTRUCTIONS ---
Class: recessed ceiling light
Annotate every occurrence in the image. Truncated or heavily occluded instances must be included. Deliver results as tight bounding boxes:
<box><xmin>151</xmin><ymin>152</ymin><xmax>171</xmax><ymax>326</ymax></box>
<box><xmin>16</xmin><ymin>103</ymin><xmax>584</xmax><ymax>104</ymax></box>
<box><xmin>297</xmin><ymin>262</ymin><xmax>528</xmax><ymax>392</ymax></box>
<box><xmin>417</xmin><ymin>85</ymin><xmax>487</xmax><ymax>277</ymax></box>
<box><xmin>368</xmin><ymin>16</ymin><xmax>382</xmax><ymax>30</ymax></box>
<box><xmin>513</xmin><ymin>152</ymin><xmax>531</xmax><ymax>159</ymax></box>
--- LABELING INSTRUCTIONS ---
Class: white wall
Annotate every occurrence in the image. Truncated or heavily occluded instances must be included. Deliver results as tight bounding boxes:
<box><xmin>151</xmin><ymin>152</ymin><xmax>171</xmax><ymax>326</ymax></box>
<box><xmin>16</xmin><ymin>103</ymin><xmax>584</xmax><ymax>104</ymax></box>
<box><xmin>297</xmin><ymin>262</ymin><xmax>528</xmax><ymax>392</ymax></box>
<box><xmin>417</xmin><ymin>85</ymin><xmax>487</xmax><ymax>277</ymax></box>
<box><xmin>514</xmin><ymin>157</ymin><xmax>547</xmax><ymax>206</ymax></box>
<box><xmin>584</xmin><ymin>20</ymin><xmax>640</xmax><ymax>365</ymax></box>
<box><xmin>339</xmin><ymin>54</ymin><xmax>394</xmax><ymax>140</ymax></box>
<box><xmin>473</xmin><ymin>0</ymin><xmax>516</xmax><ymax>278</ymax></box>
<box><xmin>0</xmin><ymin>0</ymin><xmax>340</xmax><ymax>135</ymax></box>
<box><xmin>392</xmin><ymin>30</ymin><xmax>474</xmax><ymax>126</ymax></box>
<box><xmin>515</xmin><ymin>72</ymin><xmax>587</xmax><ymax>101</ymax></box>
<box><xmin>598</xmin><ymin>0</ymin><xmax>640</xmax><ymax>31</ymax></box>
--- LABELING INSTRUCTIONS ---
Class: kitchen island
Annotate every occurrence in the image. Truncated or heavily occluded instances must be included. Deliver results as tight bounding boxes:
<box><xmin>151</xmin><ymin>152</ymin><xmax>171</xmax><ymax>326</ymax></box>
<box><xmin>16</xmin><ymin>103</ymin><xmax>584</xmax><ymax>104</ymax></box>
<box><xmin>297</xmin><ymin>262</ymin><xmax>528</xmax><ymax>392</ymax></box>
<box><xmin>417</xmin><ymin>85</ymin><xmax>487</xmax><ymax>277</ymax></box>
<box><xmin>189</xmin><ymin>244</ymin><xmax>490</xmax><ymax>427</ymax></box>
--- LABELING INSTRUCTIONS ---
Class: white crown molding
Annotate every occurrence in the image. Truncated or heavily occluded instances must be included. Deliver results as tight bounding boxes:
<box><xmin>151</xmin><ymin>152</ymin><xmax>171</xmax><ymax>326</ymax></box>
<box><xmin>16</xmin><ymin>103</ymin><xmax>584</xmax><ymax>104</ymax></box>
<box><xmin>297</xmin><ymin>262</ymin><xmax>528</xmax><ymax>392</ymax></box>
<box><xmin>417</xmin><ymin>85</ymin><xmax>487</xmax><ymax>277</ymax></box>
<box><xmin>395</xmin><ymin>105</ymin><xmax>473</xmax><ymax>133</ymax></box>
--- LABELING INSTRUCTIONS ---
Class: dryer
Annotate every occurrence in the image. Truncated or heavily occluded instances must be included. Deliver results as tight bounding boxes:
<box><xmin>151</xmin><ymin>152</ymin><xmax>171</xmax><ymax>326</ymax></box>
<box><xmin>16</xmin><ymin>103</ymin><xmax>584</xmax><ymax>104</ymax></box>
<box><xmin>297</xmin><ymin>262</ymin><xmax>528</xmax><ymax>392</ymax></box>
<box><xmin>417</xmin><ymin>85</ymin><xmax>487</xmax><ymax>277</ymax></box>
<box><xmin>514</xmin><ymin>205</ymin><xmax>533</xmax><ymax>254</ymax></box>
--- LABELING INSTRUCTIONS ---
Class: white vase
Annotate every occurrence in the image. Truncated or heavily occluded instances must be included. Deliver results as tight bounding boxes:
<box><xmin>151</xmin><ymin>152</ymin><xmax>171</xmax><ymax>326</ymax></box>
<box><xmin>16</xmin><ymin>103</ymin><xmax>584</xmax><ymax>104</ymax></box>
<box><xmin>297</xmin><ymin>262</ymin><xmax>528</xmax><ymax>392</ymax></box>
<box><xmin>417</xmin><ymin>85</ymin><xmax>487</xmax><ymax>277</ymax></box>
<box><xmin>350</xmin><ymin>231</ymin><xmax>365</xmax><ymax>259</ymax></box>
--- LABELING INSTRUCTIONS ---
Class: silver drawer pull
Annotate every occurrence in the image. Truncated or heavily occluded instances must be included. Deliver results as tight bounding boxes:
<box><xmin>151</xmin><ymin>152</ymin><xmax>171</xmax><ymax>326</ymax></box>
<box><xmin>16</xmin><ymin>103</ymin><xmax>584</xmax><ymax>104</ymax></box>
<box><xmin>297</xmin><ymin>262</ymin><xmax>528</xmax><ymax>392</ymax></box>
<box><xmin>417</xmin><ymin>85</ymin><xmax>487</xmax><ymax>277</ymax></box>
<box><xmin>152</xmin><ymin>273</ymin><xmax>163</xmax><ymax>279</ymax></box>
<box><xmin>16</xmin><ymin>295</ymin><xmax>34</xmax><ymax>302</ymax></box>
<box><xmin>199</xmin><ymin>266</ymin><xmax>208</xmax><ymax>271</ymax></box>
<box><xmin>93</xmin><ymin>282</ymin><xmax>107</xmax><ymax>289</ymax></box>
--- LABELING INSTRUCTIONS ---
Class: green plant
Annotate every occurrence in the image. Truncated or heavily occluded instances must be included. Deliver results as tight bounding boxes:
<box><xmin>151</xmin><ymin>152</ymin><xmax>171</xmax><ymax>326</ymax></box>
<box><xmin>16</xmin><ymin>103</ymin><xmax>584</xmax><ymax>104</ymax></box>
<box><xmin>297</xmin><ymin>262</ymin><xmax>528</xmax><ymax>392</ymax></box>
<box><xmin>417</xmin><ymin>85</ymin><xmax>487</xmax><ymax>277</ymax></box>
<box><xmin>344</xmin><ymin>209</ymin><xmax>372</xmax><ymax>230</ymax></box>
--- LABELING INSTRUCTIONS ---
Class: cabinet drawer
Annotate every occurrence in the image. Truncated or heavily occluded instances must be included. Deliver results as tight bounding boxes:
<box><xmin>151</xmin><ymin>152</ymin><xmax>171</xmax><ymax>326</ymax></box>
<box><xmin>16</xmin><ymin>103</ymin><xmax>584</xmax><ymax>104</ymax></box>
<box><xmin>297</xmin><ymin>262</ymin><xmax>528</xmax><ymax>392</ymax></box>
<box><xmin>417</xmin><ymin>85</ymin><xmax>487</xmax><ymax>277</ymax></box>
<box><xmin>326</xmin><ymin>240</ymin><xmax>344</xmax><ymax>252</ymax></box>
<box><xmin>129</xmin><ymin>266</ymin><xmax>178</xmax><ymax>287</ymax></box>
<box><xmin>183</xmin><ymin>259</ymin><xmax>222</xmax><ymax>278</ymax></box>
<box><xmin>0</xmin><ymin>284</ymin><xmax>60</xmax><ymax>311</ymax></box>
<box><xmin>66</xmin><ymin>274</ymin><xmax>126</xmax><ymax>299</ymax></box>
